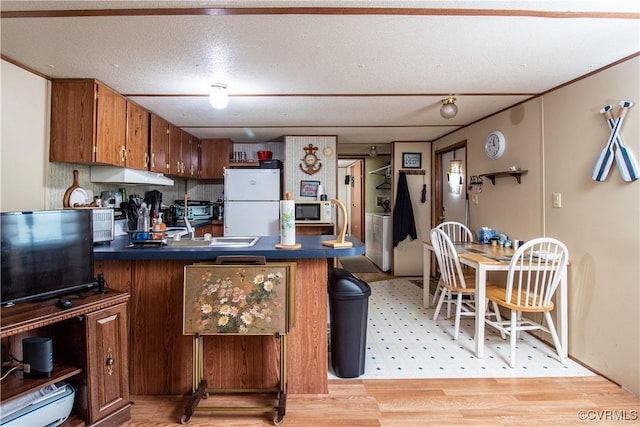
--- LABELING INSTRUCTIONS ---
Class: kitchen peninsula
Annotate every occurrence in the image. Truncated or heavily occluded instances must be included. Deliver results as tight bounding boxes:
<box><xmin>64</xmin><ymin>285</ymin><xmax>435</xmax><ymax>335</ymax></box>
<box><xmin>94</xmin><ymin>235</ymin><xmax>364</xmax><ymax>395</ymax></box>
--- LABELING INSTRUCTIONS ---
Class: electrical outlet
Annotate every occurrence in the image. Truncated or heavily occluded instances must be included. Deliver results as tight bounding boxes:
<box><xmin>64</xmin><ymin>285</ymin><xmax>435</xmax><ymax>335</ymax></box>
<box><xmin>471</xmin><ymin>194</ymin><xmax>479</xmax><ymax>205</ymax></box>
<box><xmin>552</xmin><ymin>193</ymin><xmax>562</xmax><ymax>208</ymax></box>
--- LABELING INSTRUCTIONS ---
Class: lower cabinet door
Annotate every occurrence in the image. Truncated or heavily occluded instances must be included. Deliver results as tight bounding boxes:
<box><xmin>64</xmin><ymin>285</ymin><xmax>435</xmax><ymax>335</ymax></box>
<box><xmin>85</xmin><ymin>303</ymin><xmax>130</xmax><ymax>423</ymax></box>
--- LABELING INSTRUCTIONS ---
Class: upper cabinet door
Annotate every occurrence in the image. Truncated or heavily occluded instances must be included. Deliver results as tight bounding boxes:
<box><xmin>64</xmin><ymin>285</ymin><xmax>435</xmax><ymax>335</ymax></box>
<box><xmin>50</xmin><ymin>80</ymin><xmax>97</xmax><ymax>163</ymax></box>
<box><xmin>125</xmin><ymin>101</ymin><xmax>149</xmax><ymax>170</ymax></box>
<box><xmin>149</xmin><ymin>113</ymin><xmax>170</xmax><ymax>173</ymax></box>
<box><xmin>181</xmin><ymin>130</ymin><xmax>192</xmax><ymax>177</ymax></box>
<box><xmin>168</xmin><ymin>123</ymin><xmax>183</xmax><ymax>176</ymax></box>
<box><xmin>200</xmin><ymin>139</ymin><xmax>232</xmax><ymax>179</ymax></box>
<box><xmin>190</xmin><ymin>137</ymin><xmax>200</xmax><ymax>178</ymax></box>
<box><xmin>95</xmin><ymin>84</ymin><xmax>127</xmax><ymax>166</ymax></box>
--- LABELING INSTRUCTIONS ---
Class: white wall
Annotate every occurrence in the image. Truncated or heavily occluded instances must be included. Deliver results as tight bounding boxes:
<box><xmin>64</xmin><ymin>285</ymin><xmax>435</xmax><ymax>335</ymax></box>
<box><xmin>1</xmin><ymin>60</ymin><xmax>50</xmax><ymax>211</ymax></box>
<box><xmin>433</xmin><ymin>57</ymin><xmax>640</xmax><ymax>396</ymax></box>
<box><xmin>391</xmin><ymin>141</ymin><xmax>431</xmax><ymax>276</ymax></box>
<box><xmin>284</xmin><ymin>136</ymin><xmax>337</xmax><ymax>201</ymax></box>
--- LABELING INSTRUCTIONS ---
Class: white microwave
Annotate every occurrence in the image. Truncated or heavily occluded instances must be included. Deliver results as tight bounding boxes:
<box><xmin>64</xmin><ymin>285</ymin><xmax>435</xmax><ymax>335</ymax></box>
<box><xmin>295</xmin><ymin>201</ymin><xmax>332</xmax><ymax>223</ymax></box>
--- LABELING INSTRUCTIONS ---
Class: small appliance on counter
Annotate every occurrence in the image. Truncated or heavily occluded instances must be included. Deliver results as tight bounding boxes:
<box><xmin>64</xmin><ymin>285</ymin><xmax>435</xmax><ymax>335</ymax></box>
<box><xmin>113</xmin><ymin>207</ymin><xmax>128</xmax><ymax>236</ymax></box>
<box><xmin>174</xmin><ymin>200</ymin><xmax>214</xmax><ymax>221</ymax></box>
<box><xmin>99</xmin><ymin>190</ymin><xmax>122</xmax><ymax>208</ymax></box>
<box><xmin>91</xmin><ymin>208</ymin><xmax>115</xmax><ymax>244</ymax></box>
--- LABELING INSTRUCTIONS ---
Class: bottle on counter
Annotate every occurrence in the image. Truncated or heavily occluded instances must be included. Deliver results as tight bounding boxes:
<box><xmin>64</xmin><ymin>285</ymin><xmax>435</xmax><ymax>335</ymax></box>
<box><xmin>136</xmin><ymin>202</ymin><xmax>150</xmax><ymax>233</ymax></box>
<box><xmin>152</xmin><ymin>213</ymin><xmax>167</xmax><ymax>240</ymax></box>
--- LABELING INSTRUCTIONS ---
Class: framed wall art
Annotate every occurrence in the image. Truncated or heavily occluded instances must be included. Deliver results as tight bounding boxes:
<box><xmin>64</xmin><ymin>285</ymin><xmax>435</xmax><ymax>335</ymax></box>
<box><xmin>300</xmin><ymin>180</ymin><xmax>320</xmax><ymax>197</ymax></box>
<box><xmin>402</xmin><ymin>152</ymin><xmax>422</xmax><ymax>169</ymax></box>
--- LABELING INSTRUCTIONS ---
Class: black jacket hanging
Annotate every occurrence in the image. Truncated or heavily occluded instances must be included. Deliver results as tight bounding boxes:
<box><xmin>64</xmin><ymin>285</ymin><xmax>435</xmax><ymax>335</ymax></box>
<box><xmin>393</xmin><ymin>172</ymin><xmax>417</xmax><ymax>247</ymax></box>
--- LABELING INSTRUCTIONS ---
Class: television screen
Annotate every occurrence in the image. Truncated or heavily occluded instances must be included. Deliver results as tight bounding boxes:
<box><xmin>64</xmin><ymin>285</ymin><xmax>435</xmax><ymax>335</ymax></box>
<box><xmin>1</xmin><ymin>209</ymin><xmax>96</xmax><ymax>306</ymax></box>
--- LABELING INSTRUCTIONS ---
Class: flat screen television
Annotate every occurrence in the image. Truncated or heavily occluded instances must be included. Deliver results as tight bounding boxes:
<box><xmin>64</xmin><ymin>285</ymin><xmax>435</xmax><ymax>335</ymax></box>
<box><xmin>1</xmin><ymin>209</ymin><xmax>97</xmax><ymax>307</ymax></box>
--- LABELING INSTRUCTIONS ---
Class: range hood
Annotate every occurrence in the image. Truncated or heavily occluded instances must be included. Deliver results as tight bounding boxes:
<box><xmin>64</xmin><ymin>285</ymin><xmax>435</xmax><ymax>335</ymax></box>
<box><xmin>90</xmin><ymin>166</ymin><xmax>174</xmax><ymax>186</ymax></box>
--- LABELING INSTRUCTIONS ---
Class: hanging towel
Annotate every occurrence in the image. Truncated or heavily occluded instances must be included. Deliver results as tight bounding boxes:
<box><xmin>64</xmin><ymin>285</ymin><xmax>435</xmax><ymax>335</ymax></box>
<box><xmin>393</xmin><ymin>172</ymin><xmax>417</xmax><ymax>247</ymax></box>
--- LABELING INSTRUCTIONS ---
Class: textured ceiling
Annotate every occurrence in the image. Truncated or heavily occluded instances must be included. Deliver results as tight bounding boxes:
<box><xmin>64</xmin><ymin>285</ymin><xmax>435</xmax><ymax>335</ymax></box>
<box><xmin>1</xmin><ymin>1</ymin><xmax>638</xmax><ymax>155</ymax></box>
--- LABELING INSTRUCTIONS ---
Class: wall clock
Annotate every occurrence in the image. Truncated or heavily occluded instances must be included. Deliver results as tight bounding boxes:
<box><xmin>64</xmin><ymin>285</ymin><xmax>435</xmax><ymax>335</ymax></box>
<box><xmin>485</xmin><ymin>130</ymin><xmax>506</xmax><ymax>159</ymax></box>
<box><xmin>299</xmin><ymin>143</ymin><xmax>322</xmax><ymax>175</ymax></box>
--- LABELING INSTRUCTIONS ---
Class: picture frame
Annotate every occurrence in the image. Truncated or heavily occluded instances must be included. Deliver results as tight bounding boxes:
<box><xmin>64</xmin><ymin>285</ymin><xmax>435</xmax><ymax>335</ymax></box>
<box><xmin>402</xmin><ymin>152</ymin><xmax>422</xmax><ymax>169</ymax></box>
<box><xmin>300</xmin><ymin>180</ymin><xmax>320</xmax><ymax>197</ymax></box>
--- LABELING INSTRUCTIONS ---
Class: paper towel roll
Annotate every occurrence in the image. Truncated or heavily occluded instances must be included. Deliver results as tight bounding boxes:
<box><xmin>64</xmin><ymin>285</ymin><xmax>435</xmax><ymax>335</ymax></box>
<box><xmin>280</xmin><ymin>200</ymin><xmax>296</xmax><ymax>246</ymax></box>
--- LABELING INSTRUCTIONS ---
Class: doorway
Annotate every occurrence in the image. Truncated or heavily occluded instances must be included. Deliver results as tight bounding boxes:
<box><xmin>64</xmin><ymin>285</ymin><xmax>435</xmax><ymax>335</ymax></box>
<box><xmin>434</xmin><ymin>141</ymin><xmax>468</xmax><ymax>228</ymax></box>
<box><xmin>337</xmin><ymin>158</ymin><xmax>364</xmax><ymax>242</ymax></box>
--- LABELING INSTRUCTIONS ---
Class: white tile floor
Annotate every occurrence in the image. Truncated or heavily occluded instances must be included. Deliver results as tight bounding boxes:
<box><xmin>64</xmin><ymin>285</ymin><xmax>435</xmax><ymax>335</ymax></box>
<box><xmin>329</xmin><ymin>277</ymin><xmax>594</xmax><ymax>379</ymax></box>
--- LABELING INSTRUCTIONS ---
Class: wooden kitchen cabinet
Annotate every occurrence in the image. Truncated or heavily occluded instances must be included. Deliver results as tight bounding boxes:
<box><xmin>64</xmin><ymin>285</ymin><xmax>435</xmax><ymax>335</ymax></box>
<box><xmin>199</xmin><ymin>138</ymin><xmax>233</xmax><ymax>179</ymax></box>
<box><xmin>168</xmin><ymin>123</ymin><xmax>183</xmax><ymax>176</ymax></box>
<box><xmin>0</xmin><ymin>291</ymin><xmax>131</xmax><ymax>426</ymax></box>
<box><xmin>50</xmin><ymin>80</ymin><xmax>124</xmax><ymax>166</ymax></box>
<box><xmin>125</xmin><ymin>101</ymin><xmax>150</xmax><ymax>170</ymax></box>
<box><xmin>85</xmin><ymin>303</ymin><xmax>130</xmax><ymax>424</ymax></box>
<box><xmin>149</xmin><ymin>113</ymin><xmax>170</xmax><ymax>173</ymax></box>
<box><xmin>50</xmin><ymin>79</ymin><xmax>149</xmax><ymax>170</ymax></box>
<box><xmin>168</xmin><ymin>126</ymin><xmax>199</xmax><ymax>177</ymax></box>
<box><xmin>184</xmin><ymin>131</ymin><xmax>200</xmax><ymax>179</ymax></box>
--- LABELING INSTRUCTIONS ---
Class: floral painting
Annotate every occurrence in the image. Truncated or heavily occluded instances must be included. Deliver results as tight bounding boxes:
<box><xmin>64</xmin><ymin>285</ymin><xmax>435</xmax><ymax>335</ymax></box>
<box><xmin>183</xmin><ymin>263</ymin><xmax>294</xmax><ymax>335</ymax></box>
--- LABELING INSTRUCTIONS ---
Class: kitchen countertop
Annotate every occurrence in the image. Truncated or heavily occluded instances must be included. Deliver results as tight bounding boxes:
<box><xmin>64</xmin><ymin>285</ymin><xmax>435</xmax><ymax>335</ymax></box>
<box><xmin>94</xmin><ymin>235</ymin><xmax>364</xmax><ymax>260</ymax></box>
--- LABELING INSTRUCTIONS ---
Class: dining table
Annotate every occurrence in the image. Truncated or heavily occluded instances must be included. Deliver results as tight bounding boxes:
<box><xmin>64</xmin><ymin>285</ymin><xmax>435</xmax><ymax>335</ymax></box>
<box><xmin>422</xmin><ymin>240</ymin><xmax>568</xmax><ymax>359</ymax></box>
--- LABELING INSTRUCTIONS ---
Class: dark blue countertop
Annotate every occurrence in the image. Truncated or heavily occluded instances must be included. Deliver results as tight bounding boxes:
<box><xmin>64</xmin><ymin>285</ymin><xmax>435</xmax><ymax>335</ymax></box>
<box><xmin>94</xmin><ymin>235</ymin><xmax>365</xmax><ymax>261</ymax></box>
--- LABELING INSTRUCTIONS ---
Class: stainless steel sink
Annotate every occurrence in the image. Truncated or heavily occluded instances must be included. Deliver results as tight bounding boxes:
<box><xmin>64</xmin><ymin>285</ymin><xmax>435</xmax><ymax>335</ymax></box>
<box><xmin>168</xmin><ymin>236</ymin><xmax>260</xmax><ymax>248</ymax></box>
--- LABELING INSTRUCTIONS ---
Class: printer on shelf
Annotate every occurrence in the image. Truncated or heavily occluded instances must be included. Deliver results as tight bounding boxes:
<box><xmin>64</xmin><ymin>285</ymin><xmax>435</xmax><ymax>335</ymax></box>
<box><xmin>0</xmin><ymin>382</ymin><xmax>75</xmax><ymax>427</ymax></box>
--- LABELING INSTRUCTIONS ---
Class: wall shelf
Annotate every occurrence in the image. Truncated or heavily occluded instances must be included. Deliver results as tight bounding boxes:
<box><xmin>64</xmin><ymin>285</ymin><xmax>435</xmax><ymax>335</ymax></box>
<box><xmin>480</xmin><ymin>170</ymin><xmax>528</xmax><ymax>185</ymax></box>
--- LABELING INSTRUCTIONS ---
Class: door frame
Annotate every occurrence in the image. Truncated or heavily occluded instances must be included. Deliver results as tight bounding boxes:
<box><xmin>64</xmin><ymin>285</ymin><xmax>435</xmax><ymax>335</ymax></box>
<box><xmin>433</xmin><ymin>140</ymin><xmax>468</xmax><ymax>229</ymax></box>
<box><xmin>337</xmin><ymin>156</ymin><xmax>366</xmax><ymax>241</ymax></box>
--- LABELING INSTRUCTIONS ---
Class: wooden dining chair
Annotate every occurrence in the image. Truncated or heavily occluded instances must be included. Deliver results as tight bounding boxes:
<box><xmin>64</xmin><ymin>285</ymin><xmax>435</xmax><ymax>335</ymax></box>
<box><xmin>436</xmin><ymin>221</ymin><xmax>474</xmax><ymax>243</ymax></box>
<box><xmin>485</xmin><ymin>237</ymin><xmax>569</xmax><ymax>368</ymax></box>
<box><xmin>430</xmin><ymin>228</ymin><xmax>503</xmax><ymax>340</ymax></box>
<box><xmin>432</xmin><ymin>221</ymin><xmax>475</xmax><ymax>306</ymax></box>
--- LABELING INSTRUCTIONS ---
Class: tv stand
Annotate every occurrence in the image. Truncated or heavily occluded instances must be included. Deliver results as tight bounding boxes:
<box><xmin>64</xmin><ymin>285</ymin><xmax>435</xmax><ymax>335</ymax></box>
<box><xmin>1</xmin><ymin>290</ymin><xmax>131</xmax><ymax>426</ymax></box>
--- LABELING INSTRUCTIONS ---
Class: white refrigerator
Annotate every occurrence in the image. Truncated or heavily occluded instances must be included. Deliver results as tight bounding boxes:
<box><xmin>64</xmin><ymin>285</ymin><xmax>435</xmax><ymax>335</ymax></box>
<box><xmin>223</xmin><ymin>168</ymin><xmax>281</xmax><ymax>236</ymax></box>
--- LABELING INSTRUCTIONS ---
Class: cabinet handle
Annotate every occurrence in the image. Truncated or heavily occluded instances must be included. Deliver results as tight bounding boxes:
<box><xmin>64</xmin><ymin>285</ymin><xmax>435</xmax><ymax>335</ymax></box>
<box><xmin>145</xmin><ymin>153</ymin><xmax>150</xmax><ymax>167</ymax></box>
<box><xmin>121</xmin><ymin>146</ymin><xmax>127</xmax><ymax>162</ymax></box>
<box><xmin>151</xmin><ymin>153</ymin><xmax>155</xmax><ymax>168</ymax></box>
<box><xmin>106</xmin><ymin>348</ymin><xmax>115</xmax><ymax>376</ymax></box>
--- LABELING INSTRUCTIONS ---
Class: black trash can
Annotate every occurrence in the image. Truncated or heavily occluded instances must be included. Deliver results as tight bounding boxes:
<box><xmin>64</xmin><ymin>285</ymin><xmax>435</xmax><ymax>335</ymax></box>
<box><xmin>328</xmin><ymin>268</ymin><xmax>371</xmax><ymax>378</ymax></box>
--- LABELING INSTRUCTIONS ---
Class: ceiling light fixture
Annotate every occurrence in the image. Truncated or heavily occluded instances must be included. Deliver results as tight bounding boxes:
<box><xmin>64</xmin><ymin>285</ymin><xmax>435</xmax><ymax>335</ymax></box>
<box><xmin>209</xmin><ymin>83</ymin><xmax>229</xmax><ymax>110</ymax></box>
<box><xmin>369</xmin><ymin>146</ymin><xmax>378</xmax><ymax>157</ymax></box>
<box><xmin>440</xmin><ymin>96</ymin><xmax>458</xmax><ymax>119</ymax></box>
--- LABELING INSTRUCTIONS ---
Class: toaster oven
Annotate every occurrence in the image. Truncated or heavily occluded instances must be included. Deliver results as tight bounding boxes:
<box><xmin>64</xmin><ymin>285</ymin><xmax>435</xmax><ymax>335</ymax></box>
<box><xmin>174</xmin><ymin>200</ymin><xmax>214</xmax><ymax>220</ymax></box>
<box><xmin>91</xmin><ymin>208</ymin><xmax>115</xmax><ymax>243</ymax></box>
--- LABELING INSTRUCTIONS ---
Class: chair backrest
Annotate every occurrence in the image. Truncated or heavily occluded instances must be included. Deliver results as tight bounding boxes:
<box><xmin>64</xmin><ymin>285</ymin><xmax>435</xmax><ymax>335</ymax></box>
<box><xmin>430</xmin><ymin>228</ymin><xmax>469</xmax><ymax>289</ymax></box>
<box><xmin>436</xmin><ymin>221</ymin><xmax>474</xmax><ymax>243</ymax></box>
<box><xmin>505</xmin><ymin>237</ymin><xmax>569</xmax><ymax>309</ymax></box>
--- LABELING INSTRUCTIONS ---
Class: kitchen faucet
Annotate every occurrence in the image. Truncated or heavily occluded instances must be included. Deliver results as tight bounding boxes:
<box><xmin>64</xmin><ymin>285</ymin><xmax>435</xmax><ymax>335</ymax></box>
<box><xmin>184</xmin><ymin>217</ymin><xmax>195</xmax><ymax>239</ymax></box>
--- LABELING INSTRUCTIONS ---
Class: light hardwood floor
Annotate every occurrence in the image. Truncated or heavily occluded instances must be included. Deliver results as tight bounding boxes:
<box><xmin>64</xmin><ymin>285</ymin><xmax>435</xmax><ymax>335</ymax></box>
<box><xmin>124</xmin><ymin>377</ymin><xmax>639</xmax><ymax>426</ymax></box>
<box><xmin>125</xmin><ymin>266</ymin><xmax>639</xmax><ymax>425</ymax></box>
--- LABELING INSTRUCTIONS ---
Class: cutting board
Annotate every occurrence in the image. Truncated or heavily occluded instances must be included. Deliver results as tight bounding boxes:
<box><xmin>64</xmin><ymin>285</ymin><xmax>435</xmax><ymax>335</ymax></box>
<box><xmin>63</xmin><ymin>169</ymin><xmax>89</xmax><ymax>207</ymax></box>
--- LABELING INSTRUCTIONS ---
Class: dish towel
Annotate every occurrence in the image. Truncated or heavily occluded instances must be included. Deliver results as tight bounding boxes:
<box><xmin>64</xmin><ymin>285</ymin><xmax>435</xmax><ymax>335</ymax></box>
<box><xmin>393</xmin><ymin>172</ymin><xmax>417</xmax><ymax>247</ymax></box>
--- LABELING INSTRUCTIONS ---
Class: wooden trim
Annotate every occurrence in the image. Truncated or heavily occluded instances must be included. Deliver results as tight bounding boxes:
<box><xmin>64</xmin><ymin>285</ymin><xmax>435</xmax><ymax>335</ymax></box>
<box><xmin>2</xmin><ymin>8</ymin><xmax>638</xmax><ymax>19</ymax></box>
<box><xmin>433</xmin><ymin>140</ymin><xmax>468</xmax><ymax>229</ymax></box>
<box><xmin>0</xmin><ymin>54</ymin><xmax>51</xmax><ymax>80</ymax></box>
<box><xmin>124</xmin><ymin>92</ymin><xmax>537</xmax><ymax>97</ymax></box>
<box><xmin>0</xmin><ymin>291</ymin><xmax>130</xmax><ymax>338</ymax></box>
<box><xmin>433</xmin><ymin>51</ymin><xmax>640</xmax><ymax>142</ymax></box>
